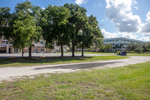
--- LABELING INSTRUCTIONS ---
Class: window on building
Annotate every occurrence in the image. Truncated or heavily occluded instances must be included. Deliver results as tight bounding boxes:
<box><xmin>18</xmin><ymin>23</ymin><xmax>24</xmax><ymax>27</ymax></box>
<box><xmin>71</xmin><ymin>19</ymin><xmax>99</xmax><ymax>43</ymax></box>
<box><xmin>40</xmin><ymin>41</ymin><xmax>44</xmax><ymax>45</ymax></box>
<box><xmin>115</xmin><ymin>40</ymin><xmax>119</xmax><ymax>42</ymax></box>
<box><xmin>41</xmin><ymin>49</ymin><xmax>44</xmax><ymax>52</ymax></box>
<box><xmin>34</xmin><ymin>49</ymin><xmax>38</xmax><ymax>53</ymax></box>
<box><xmin>35</xmin><ymin>41</ymin><xmax>38</xmax><ymax>44</ymax></box>
<box><xmin>6</xmin><ymin>41</ymin><xmax>8</xmax><ymax>44</ymax></box>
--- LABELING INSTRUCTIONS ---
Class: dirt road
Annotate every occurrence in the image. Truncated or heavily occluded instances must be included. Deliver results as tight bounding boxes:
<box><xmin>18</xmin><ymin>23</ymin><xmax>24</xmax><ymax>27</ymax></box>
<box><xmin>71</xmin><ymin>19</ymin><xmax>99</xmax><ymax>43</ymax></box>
<box><xmin>0</xmin><ymin>56</ymin><xmax>150</xmax><ymax>82</ymax></box>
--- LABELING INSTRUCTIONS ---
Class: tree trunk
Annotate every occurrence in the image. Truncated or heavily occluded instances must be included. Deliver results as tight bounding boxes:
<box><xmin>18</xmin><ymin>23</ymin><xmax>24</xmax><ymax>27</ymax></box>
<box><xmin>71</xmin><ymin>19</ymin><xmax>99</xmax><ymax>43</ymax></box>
<box><xmin>29</xmin><ymin>46</ymin><xmax>32</xmax><ymax>57</ymax></box>
<box><xmin>82</xmin><ymin>45</ymin><xmax>84</xmax><ymax>56</ymax></box>
<box><xmin>72</xmin><ymin>43</ymin><xmax>75</xmax><ymax>57</ymax></box>
<box><xmin>22</xmin><ymin>48</ymin><xmax>24</xmax><ymax>57</ymax></box>
<box><xmin>61</xmin><ymin>44</ymin><xmax>63</xmax><ymax>57</ymax></box>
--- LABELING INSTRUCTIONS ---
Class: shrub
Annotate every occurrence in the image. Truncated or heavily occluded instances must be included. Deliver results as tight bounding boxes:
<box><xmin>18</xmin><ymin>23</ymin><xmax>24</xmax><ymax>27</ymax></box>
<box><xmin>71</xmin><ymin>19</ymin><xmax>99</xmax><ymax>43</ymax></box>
<box><xmin>135</xmin><ymin>47</ymin><xmax>143</xmax><ymax>53</ymax></box>
<box><xmin>130</xmin><ymin>51</ymin><xmax>134</xmax><ymax>53</ymax></box>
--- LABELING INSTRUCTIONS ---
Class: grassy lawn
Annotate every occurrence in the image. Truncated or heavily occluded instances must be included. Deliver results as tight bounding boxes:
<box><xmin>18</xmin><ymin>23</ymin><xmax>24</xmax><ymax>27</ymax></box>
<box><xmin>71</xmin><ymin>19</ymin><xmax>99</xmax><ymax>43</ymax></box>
<box><xmin>0</xmin><ymin>62</ymin><xmax>150</xmax><ymax>99</ymax></box>
<box><xmin>67</xmin><ymin>52</ymin><xmax>114</xmax><ymax>55</ymax></box>
<box><xmin>127</xmin><ymin>53</ymin><xmax>150</xmax><ymax>56</ymax></box>
<box><xmin>0</xmin><ymin>56</ymin><xmax>128</xmax><ymax>67</ymax></box>
<box><xmin>66</xmin><ymin>52</ymin><xmax>150</xmax><ymax>56</ymax></box>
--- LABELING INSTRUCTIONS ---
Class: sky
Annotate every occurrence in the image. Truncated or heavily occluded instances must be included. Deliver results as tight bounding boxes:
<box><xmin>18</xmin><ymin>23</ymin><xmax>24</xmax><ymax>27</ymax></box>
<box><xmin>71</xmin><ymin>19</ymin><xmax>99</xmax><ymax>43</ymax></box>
<box><xmin>0</xmin><ymin>0</ymin><xmax>150</xmax><ymax>41</ymax></box>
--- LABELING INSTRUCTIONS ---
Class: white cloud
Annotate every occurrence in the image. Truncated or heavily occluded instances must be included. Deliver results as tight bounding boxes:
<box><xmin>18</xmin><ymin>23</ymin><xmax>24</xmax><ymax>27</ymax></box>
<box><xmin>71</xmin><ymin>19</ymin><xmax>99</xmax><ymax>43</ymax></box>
<box><xmin>146</xmin><ymin>11</ymin><xmax>150</xmax><ymax>22</ymax></box>
<box><xmin>105</xmin><ymin>0</ymin><xmax>141</xmax><ymax>33</ymax></box>
<box><xmin>134</xmin><ymin>7</ymin><xmax>138</xmax><ymax>10</ymax></box>
<box><xmin>42</xmin><ymin>7</ymin><xmax>45</xmax><ymax>10</ymax></box>
<box><xmin>141</xmin><ymin>11</ymin><xmax>150</xmax><ymax>33</ymax></box>
<box><xmin>75</xmin><ymin>0</ymin><xmax>88</xmax><ymax>5</ymax></box>
<box><xmin>106</xmin><ymin>0</ymin><xmax>132</xmax><ymax>11</ymax></box>
<box><xmin>118</xmin><ymin>32</ymin><xmax>137</xmax><ymax>39</ymax></box>
<box><xmin>101</xmin><ymin>29</ymin><xmax>118</xmax><ymax>38</ymax></box>
<box><xmin>101</xmin><ymin>29</ymin><xmax>139</xmax><ymax>39</ymax></box>
<box><xmin>28</xmin><ymin>9</ymin><xmax>32</xmax><ymax>12</ymax></box>
<box><xmin>133</xmin><ymin>0</ymin><xmax>138</xmax><ymax>4</ymax></box>
<box><xmin>138</xmin><ymin>37</ymin><xmax>150</xmax><ymax>42</ymax></box>
<box><xmin>142</xmin><ymin>33</ymin><xmax>150</xmax><ymax>36</ymax></box>
<box><xmin>103</xmin><ymin>0</ymin><xmax>149</xmax><ymax>41</ymax></box>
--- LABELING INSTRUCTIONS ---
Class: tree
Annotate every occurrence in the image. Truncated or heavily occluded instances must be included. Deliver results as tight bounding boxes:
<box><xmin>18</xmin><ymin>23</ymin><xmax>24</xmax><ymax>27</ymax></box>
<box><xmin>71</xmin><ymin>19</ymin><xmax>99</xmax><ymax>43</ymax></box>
<box><xmin>11</xmin><ymin>0</ymin><xmax>42</xmax><ymax>57</ymax></box>
<box><xmin>52</xmin><ymin>6</ymin><xmax>71</xmax><ymax>57</ymax></box>
<box><xmin>119</xmin><ymin>43</ymin><xmax>124</xmax><ymax>52</ymax></box>
<box><xmin>40</xmin><ymin>5</ymin><xmax>73</xmax><ymax>57</ymax></box>
<box><xmin>40</xmin><ymin>5</ymin><xmax>56</xmax><ymax>50</ymax></box>
<box><xmin>126</xmin><ymin>42</ymin><xmax>141</xmax><ymax>52</ymax></box>
<box><xmin>105</xmin><ymin>44</ymin><xmax>113</xmax><ymax>52</ymax></box>
<box><xmin>146</xmin><ymin>42</ymin><xmax>150</xmax><ymax>51</ymax></box>
<box><xmin>142</xmin><ymin>43</ymin><xmax>148</xmax><ymax>53</ymax></box>
<box><xmin>78</xmin><ymin>16</ymin><xmax>93</xmax><ymax>56</ymax></box>
<box><xmin>88</xmin><ymin>15</ymin><xmax>103</xmax><ymax>52</ymax></box>
<box><xmin>135</xmin><ymin>47</ymin><xmax>143</xmax><ymax>53</ymax></box>
<box><xmin>81</xmin><ymin>24</ymin><xmax>93</xmax><ymax>56</ymax></box>
<box><xmin>0</xmin><ymin>7</ymin><xmax>11</xmax><ymax>38</ymax></box>
<box><xmin>113</xmin><ymin>44</ymin><xmax>119</xmax><ymax>54</ymax></box>
<box><xmin>99</xmin><ymin>45</ymin><xmax>105</xmax><ymax>52</ymax></box>
<box><xmin>64</xmin><ymin>3</ymin><xmax>87</xmax><ymax>57</ymax></box>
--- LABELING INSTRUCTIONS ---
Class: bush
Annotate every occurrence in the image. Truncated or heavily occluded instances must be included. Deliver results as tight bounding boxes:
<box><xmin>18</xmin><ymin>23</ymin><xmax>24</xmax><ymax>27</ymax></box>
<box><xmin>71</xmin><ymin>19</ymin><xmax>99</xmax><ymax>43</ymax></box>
<box><xmin>130</xmin><ymin>51</ymin><xmax>134</xmax><ymax>53</ymax></box>
<box><xmin>145</xmin><ymin>52</ymin><xmax>150</xmax><ymax>54</ymax></box>
<box><xmin>135</xmin><ymin>48</ymin><xmax>143</xmax><ymax>53</ymax></box>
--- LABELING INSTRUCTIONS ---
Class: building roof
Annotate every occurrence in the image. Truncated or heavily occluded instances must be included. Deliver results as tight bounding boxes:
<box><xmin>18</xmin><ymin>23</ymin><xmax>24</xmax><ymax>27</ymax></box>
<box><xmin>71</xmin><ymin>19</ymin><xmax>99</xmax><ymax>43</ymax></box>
<box><xmin>103</xmin><ymin>37</ymin><xmax>146</xmax><ymax>43</ymax></box>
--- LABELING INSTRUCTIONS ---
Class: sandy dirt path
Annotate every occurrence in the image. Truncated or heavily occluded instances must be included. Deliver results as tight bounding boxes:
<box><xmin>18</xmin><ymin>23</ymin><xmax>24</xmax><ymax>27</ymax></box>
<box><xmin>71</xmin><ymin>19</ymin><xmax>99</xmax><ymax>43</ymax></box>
<box><xmin>0</xmin><ymin>56</ymin><xmax>150</xmax><ymax>82</ymax></box>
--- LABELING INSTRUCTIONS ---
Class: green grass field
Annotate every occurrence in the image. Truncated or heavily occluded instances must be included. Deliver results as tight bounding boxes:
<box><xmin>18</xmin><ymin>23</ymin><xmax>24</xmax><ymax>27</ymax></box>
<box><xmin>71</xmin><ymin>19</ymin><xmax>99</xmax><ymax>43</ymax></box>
<box><xmin>0</xmin><ymin>56</ymin><xmax>128</xmax><ymax>67</ymax></box>
<box><xmin>66</xmin><ymin>51</ymin><xmax>150</xmax><ymax>56</ymax></box>
<box><xmin>67</xmin><ymin>52</ymin><xmax>114</xmax><ymax>55</ymax></box>
<box><xmin>0</xmin><ymin>61</ymin><xmax>149</xmax><ymax>99</ymax></box>
<box><xmin>127</xmin><ymin>53</ymin><xmax>150</xmax><ymax>56</ymax></box>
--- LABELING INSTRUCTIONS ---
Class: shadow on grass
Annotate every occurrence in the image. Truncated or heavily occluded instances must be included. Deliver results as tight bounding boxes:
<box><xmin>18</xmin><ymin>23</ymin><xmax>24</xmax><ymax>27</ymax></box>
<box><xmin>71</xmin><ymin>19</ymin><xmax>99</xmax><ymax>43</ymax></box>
<box><xmin>0</xmin><ymin>56</ymin><xmax>91</xmax><ymax>66</ymax></box>
<box><xmin>33</xmin><ymin>61</ymin><xmax>121</xmax><ymax>70</ymax></box>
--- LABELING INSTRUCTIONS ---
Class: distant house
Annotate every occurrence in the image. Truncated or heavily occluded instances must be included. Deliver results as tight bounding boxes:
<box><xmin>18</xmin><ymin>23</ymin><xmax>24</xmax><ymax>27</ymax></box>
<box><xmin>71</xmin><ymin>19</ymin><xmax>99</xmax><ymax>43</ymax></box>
<box><xmin>0</xmin><ymin>36</ymin><xmax>69</xmax><ymax>53</ymax></box>
<box><xmin>103</xmin><ymin>37</ymin><xmax>146</xmax><ymax>52</ymax></box>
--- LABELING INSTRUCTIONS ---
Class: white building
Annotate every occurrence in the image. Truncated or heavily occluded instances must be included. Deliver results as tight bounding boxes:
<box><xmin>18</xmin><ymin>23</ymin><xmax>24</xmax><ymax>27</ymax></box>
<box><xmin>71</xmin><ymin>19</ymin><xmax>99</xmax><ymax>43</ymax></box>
<box><xmin>103</xmin><ymin>37</ymin><xmax>146</xmax><ymax>52</ymax></box>
<box><xmin>0</xmin><ymin>35</ymin><xmax>69</xmax><ymax>53</ymax></box>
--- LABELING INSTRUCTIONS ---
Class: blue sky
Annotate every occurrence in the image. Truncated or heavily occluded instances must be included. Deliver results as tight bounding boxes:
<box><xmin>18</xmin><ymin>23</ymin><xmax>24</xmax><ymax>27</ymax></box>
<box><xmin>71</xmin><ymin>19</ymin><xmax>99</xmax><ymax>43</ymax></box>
<box><xmin>0</xmin><ymin>0</ymin><xmax>150</xmax><ymax>41</ymax></box>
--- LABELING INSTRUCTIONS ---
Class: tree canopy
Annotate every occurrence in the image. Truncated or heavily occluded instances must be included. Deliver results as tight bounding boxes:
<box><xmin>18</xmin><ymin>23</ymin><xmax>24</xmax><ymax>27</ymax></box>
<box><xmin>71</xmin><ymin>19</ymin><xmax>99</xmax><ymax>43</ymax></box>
<box><xmin>1</xmin><ymin>1</ymin><xmax>104</xmax><ymax>57</ymax></box>
<box><xmin>105</xmin><ymin>44</ymin><xmax>113</xmax><ymax>52</ymax></box>
<box><xmin>145</xmin><ymin>42</ymin><xmax>150</xmax><ymax>51</ymax></box>
<box><xmin>0</xmin><ymin>7</ymin><xmax>11</xmax><ymax>38</ymax></box>
<box><xmin>126</xmin><ymin>42</ymin><xmax>142</xmax><ymax>52</ymax></box>
<box><xmin>9</xmin><ymin>0</ymin><xmax>42</xmax><ymax>57</ymax></box>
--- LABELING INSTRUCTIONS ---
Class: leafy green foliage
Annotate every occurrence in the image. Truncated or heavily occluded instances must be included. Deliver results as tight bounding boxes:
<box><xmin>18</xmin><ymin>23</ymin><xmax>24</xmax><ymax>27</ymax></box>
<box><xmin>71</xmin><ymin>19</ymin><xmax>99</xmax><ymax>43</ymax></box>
<box><xmin>145</xmin><ymin>42</ymin><xmax>150</xmax><ymax>51</ymax></box>
<box><xmin>99</xmin><ymin>45</ymin><xmax>105</xmax><ymax>52</ymax></box>
<box><xmin>1</xmin><ymin>1</ymin><xmax>104</xmax><ymax>57</ymax></box>
<box><xmin>52</xmin><ymin>6</ymin><xmax>70</xmax><ymax>57</ymax></box>
<box><xmin>0</xmin><ymin>7</ymin><xmax>11</xmax><ymax>38</ymax></box>
<box><xmin>126</xmin><ymin>43</ymin><xmax>143</xmax><ymax>53</ymax></box>
<box><xmin>64</xmin><ymin>3</ymin><xmax>94</xmax><ymax>56</ymax></box>
<box><xmin>11</xmin><ymin>0</ymin><xmax>42</xmax><ymax>57</ymax></box>
<box><xmin>105</xmin><ymin>44</ymin><xmax>113</xmax><ymax>52</ymax></box>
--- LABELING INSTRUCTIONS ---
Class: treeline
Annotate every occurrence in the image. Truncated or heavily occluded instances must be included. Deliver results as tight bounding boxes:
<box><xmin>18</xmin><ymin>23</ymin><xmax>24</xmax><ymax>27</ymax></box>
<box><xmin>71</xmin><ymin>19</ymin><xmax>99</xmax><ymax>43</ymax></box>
<box><xmin>0</xmin><ymin>0</ymin><xmax>103</xmax><ymax>57</ymax></box>
<box><xmin>126</xmin><ymin>42</ymin><xmax>150</xmax><ymax>53</ymax></box>
<box><xmin>99</xmin><ymin>42</ymin><xmax>150</xmax><ymax>53</ymax></box>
